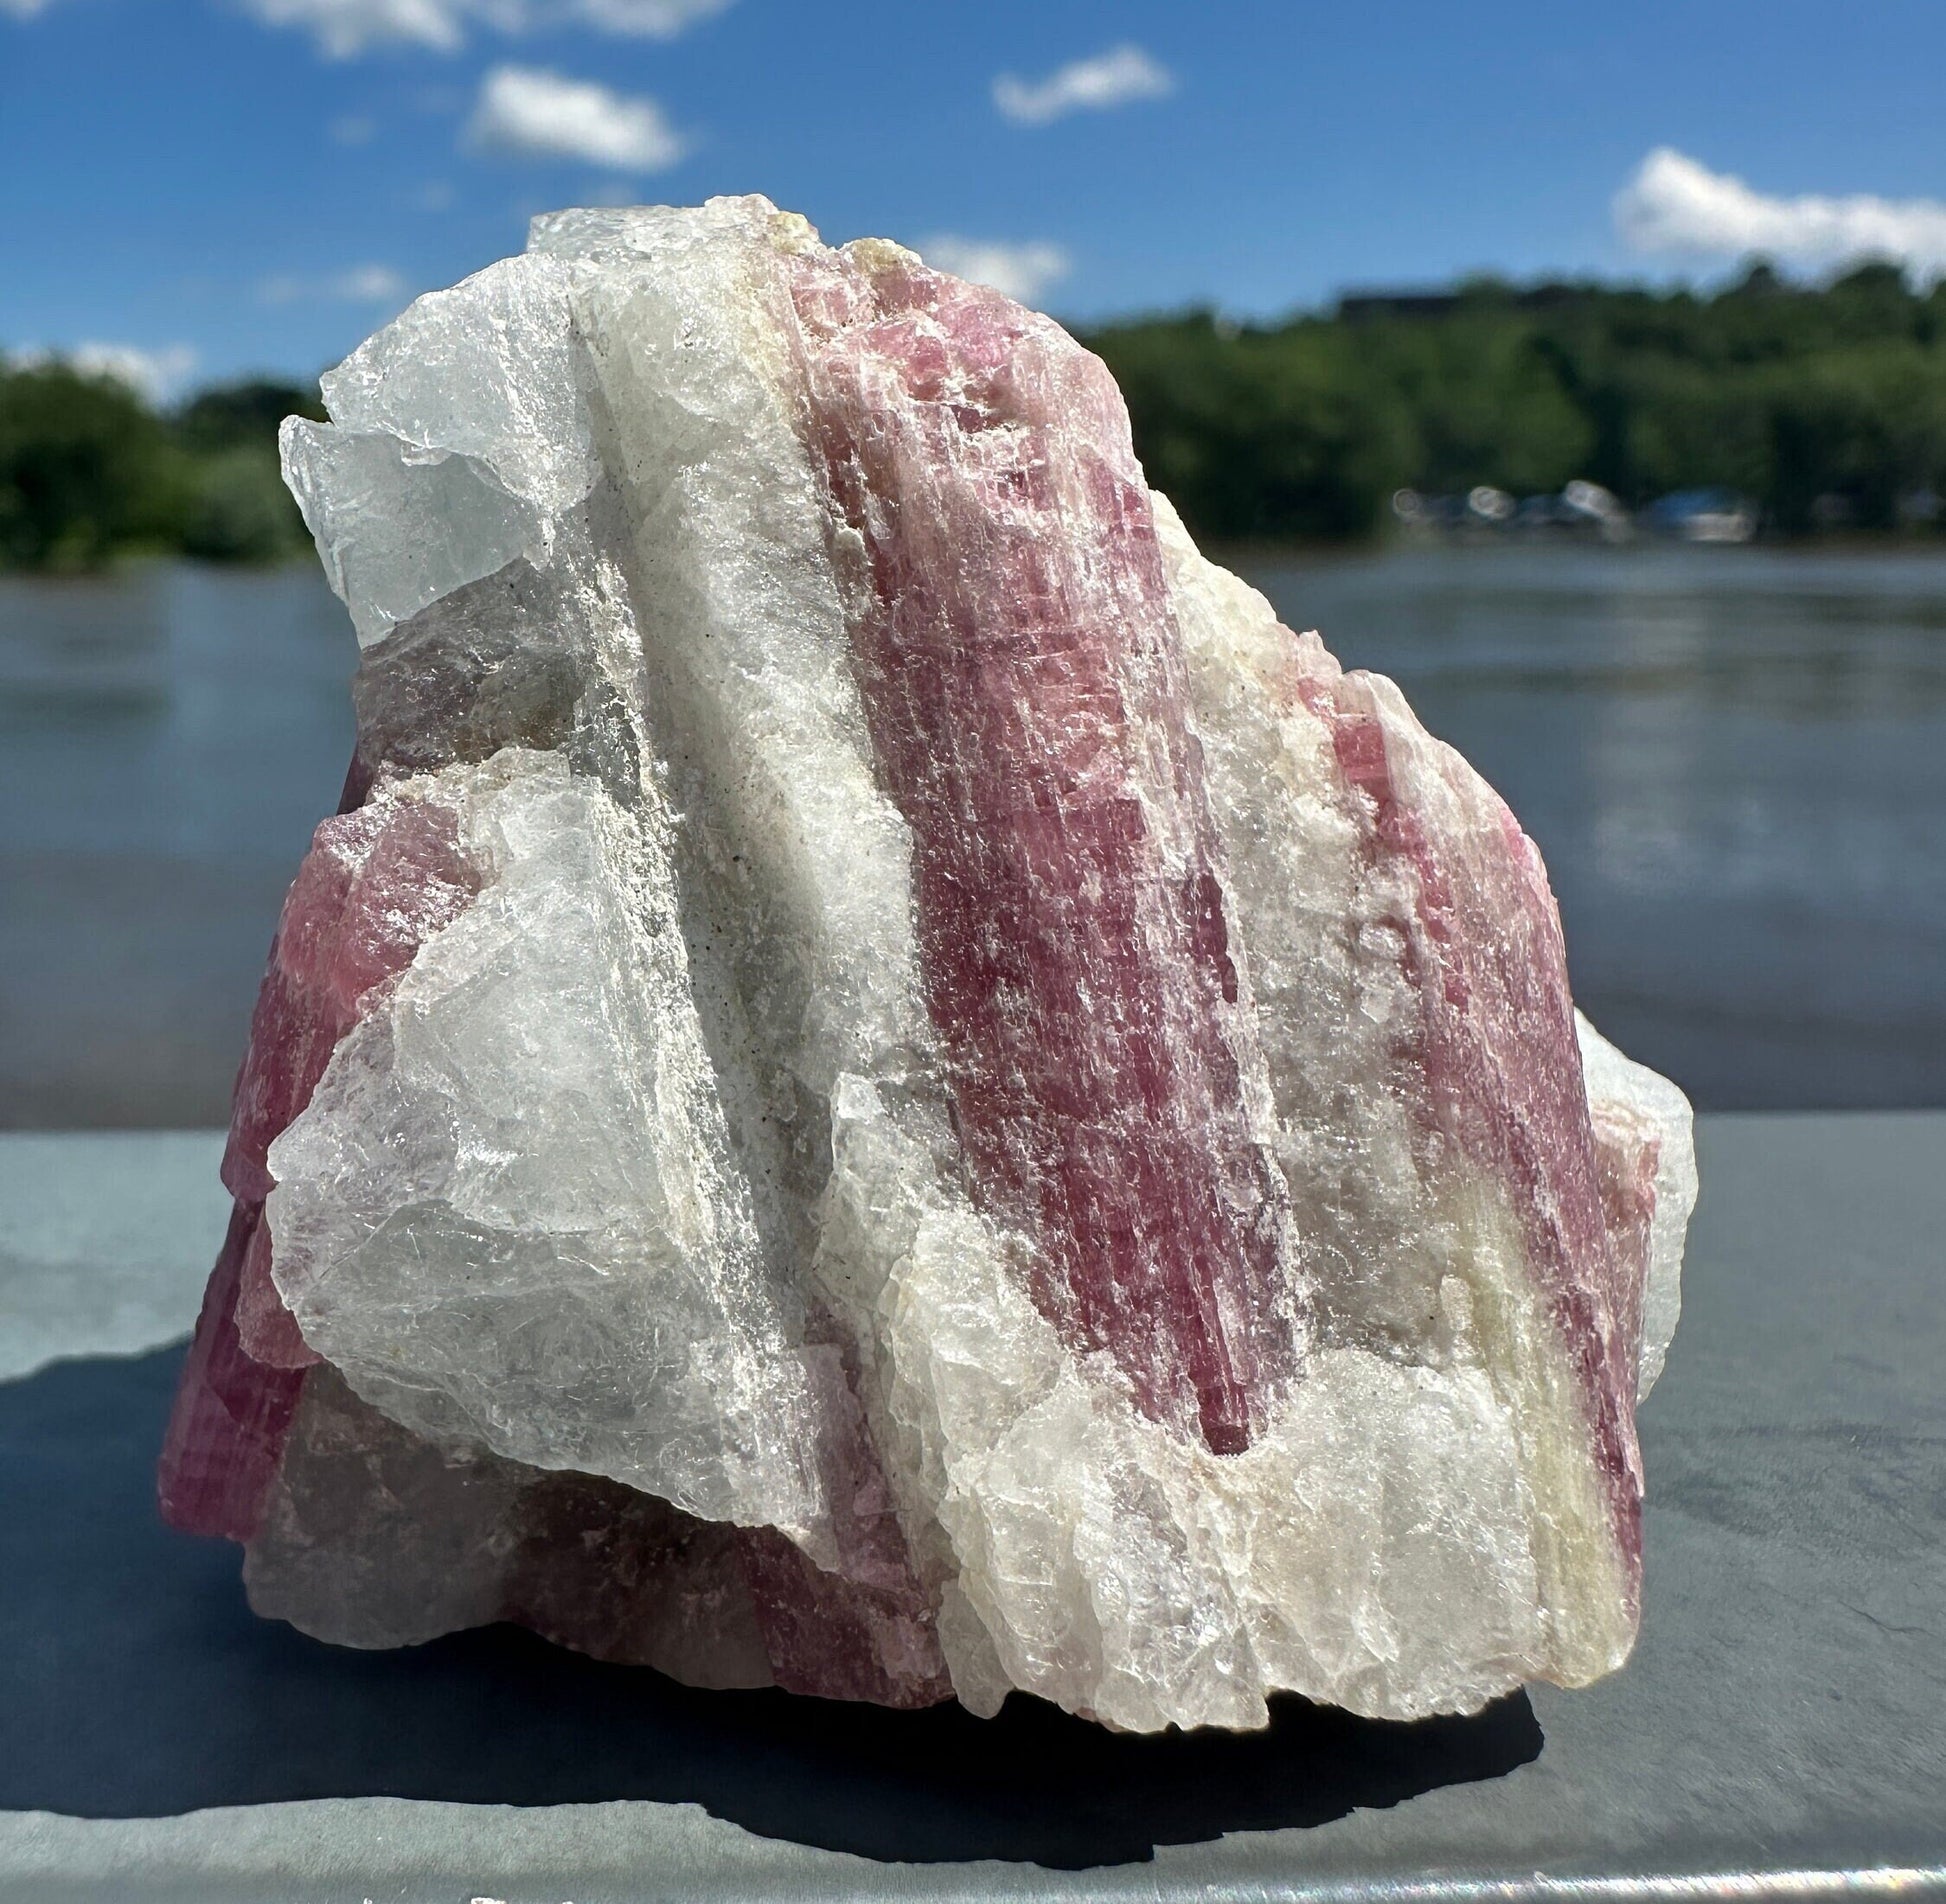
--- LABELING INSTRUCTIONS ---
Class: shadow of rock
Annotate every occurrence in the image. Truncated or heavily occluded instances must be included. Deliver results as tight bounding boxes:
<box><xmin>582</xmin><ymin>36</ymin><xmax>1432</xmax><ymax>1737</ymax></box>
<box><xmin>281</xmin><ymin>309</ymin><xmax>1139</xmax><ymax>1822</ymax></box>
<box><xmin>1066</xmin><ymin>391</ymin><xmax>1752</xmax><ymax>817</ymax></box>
<box><xmin>0</xmin><ymin>1346</ymin><xmax>1543</xmax><ymax>1868</ymax></box>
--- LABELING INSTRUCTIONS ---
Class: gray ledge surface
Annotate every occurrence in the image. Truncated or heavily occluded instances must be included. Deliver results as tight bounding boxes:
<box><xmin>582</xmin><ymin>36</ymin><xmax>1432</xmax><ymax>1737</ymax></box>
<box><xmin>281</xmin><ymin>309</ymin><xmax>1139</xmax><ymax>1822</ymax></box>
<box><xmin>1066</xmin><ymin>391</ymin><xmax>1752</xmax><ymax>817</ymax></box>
<box><xmin>1</xmin><ymin>1113</ymin><xmax>1941</xmax><ymax>1902</ymax></box>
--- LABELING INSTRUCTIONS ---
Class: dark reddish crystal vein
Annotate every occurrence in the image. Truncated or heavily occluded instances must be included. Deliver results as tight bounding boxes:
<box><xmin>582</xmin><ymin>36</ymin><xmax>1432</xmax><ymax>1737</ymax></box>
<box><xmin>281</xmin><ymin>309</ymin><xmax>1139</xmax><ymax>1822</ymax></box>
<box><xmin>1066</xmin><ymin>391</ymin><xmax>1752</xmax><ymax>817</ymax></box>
<box><xmin>157</xmin><ymin>1203</ymin><xmax>307</xmax><ymax>1541</ymax></box>
<box><xmin>790</xmin><ymin>254</ymin><xmax>1298</xmax><ymax>1454</ymax></box>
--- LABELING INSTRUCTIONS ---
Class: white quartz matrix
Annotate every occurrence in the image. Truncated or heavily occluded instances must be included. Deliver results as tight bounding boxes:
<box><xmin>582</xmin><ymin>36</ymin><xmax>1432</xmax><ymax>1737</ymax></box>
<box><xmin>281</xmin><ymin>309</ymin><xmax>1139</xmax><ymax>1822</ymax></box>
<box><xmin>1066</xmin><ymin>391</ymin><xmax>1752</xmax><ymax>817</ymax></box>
<box><xmin>161</xmin><ymin>196</ymin><xmax>1697</xmax><ymax>1734</ymax></box>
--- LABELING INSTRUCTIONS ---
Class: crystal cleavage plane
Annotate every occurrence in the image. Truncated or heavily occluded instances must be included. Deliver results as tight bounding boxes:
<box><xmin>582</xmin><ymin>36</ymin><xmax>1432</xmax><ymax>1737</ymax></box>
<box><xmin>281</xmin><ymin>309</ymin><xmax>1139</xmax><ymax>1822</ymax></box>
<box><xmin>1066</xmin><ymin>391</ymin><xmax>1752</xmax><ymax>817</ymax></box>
<box><xmin>158</xmin><ymin>197</ymin><xmax>1697</xmax><ymax>1732</ymax></box>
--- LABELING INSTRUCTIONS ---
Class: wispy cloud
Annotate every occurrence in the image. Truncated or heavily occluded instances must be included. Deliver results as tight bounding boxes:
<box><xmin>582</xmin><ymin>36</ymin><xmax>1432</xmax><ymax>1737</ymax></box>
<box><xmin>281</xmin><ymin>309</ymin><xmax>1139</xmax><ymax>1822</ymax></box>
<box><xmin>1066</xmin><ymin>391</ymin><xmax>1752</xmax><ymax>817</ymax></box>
<box><xmin>330</xmin><ymin>113</ymin><xmax>377</xmax><ymax>144</ymax></box>
<box><xmin>259</xmin><ymin>263</ymin><xmax>408</xmax><ymax>305</ymax></box>
<box><xmin>0</xmin><ymin>0</ymin><xmax>62</xmax><ymax>17</ymax></box>
<box><xmin>241</xmin><ymin>0</ymin><xmax>471</xmax><ymax>56</ymax></box>
<box><xmin>238</xmin><ymin>0</ymin><xmax>732</xmax><ymax>57</ymax></box>
<box><xmin>568</xmin><ymin>0</ymin><xmax>733</xmax><ymax>37</ymax></box>
<box><xmin>919</xmin><ymin>236</ymin><xmax>1070</xmax><ymax>306</ymax></box>
<box><xmin>11</xmin><ymin>342</ymin><xmax>200</xmax><ymax>400</ymax></box>
<box><xmin>1617</xmin><ymin>147</ymin><xmax>1946</xmax><ymax>280</ymax></box>
<box><xmin>468</xmin><ymin>64</ymin><xmax>684</xmax><ymax>171</ymax></box>
<box><xmin>993</xmin><ymin>43</ymin><xmax>1173</xmax><ymax>127</ymax></box>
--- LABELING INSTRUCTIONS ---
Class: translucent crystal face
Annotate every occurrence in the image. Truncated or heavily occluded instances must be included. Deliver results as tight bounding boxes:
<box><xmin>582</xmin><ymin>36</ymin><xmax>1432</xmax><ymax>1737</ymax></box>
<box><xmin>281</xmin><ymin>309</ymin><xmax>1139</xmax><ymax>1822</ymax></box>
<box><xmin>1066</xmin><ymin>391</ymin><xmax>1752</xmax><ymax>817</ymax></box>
<box><xmin>159</xmin><ymin>196</ymin><xmax>1696</xmax><ymax>1731</ymax></box>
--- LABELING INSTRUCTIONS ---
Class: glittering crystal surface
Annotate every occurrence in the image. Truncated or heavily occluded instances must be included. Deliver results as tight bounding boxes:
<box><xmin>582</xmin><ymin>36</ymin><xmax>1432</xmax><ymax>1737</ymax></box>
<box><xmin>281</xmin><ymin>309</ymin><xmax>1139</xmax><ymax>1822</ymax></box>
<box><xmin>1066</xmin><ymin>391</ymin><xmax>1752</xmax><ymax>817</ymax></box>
<box><xmin>160</xmin><ymin>197</ymin><xmax>1696</xmax><ymax>1730</ymax></box>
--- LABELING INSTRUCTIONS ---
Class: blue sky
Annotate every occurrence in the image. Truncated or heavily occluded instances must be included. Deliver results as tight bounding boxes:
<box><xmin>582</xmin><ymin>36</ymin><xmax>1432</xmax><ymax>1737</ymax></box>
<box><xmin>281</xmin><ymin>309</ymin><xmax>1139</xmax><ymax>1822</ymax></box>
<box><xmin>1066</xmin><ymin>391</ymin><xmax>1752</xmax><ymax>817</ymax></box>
<box><xmin>5</xmin><ymin>0</ymin><xmax>1946</xmax><ymax>396</ymax></box>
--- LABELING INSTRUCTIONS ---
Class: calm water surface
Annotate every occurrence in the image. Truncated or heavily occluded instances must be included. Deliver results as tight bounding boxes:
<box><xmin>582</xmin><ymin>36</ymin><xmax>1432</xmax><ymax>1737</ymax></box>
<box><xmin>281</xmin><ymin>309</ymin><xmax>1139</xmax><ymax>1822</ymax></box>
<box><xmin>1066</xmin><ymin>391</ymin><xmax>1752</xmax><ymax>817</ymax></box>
<box><xmin>3</xmin><ymin>544</ymin><xmax>1943</xmax><ymax>1123</ymax></box>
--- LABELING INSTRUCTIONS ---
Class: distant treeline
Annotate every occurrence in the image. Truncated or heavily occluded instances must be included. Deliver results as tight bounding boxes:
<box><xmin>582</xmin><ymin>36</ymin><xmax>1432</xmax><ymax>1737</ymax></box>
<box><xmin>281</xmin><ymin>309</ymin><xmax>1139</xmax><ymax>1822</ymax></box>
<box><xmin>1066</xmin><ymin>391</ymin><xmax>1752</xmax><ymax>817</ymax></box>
<box><xmin>9</xmin><ymin>259</ymin><xmax>1946</xmax><ymax>568</ymax></box>
<box><xmin>1081</xmin><ymin>260</ymin><xmax>1946</xmax><ymax>543</ymax></box>
<box><xmin>0</xmin><ymin>365</ymin><xmax>322</xmax><ymax>569</ymax></box>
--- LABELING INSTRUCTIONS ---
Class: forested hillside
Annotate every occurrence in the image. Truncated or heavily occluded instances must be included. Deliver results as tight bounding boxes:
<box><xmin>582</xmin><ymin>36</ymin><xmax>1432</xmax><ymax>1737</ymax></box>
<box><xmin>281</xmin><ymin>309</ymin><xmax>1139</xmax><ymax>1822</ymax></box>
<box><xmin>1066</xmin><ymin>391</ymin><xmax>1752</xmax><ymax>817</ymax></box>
<box><xmin>7</xmin><ymin>259</ymin><xmax>1946</xmax><ymax>567</ymax></box>
<box><xmin>1083</xmin><ymin>261</ymin><xmax>1946</xmax><ymax>541</ymax></box>
<box><xmin>0</xmin><ymin>367</ymin><xmax>321</xmax><ymax>570</ymax></box>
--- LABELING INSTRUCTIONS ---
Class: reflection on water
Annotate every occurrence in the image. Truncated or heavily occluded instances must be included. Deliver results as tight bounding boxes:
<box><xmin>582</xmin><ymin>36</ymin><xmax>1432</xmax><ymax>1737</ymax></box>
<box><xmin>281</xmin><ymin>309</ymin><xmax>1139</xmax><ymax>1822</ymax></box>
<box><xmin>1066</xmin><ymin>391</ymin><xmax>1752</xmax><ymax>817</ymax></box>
<box><xmin>1</xmin><ymin>564</ymin><xmax>354</xmax><ymax>1126</ymax></box>
<box><xmin>3</xmin><ymin>546</ymin><xmax>1943</xmax><ymax>1122</ymax></box>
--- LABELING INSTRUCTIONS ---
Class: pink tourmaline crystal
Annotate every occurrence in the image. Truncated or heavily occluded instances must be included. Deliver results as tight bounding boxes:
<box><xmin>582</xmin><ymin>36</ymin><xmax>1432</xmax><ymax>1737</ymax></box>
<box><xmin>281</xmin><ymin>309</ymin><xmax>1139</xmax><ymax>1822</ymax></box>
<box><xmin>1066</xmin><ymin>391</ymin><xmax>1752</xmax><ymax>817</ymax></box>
<box><xmin>1297</xmin><ymin>664</ymin><xmax>1643</xmax><ymax>1577</ymax></box>
<box><xmin>160</xmin><ymin>198</ymin><xmax>1696</xmax><ymax>1732</ymax></box>
<box><xmin>160</xmin><ymin>789</ymin><xmax>482</xmax><ymax>1536</ymax></box>
<box><xmin>791</xmin><ymin>253</ymin><xmax>1300</xmax><ymax>1457</ymax></box>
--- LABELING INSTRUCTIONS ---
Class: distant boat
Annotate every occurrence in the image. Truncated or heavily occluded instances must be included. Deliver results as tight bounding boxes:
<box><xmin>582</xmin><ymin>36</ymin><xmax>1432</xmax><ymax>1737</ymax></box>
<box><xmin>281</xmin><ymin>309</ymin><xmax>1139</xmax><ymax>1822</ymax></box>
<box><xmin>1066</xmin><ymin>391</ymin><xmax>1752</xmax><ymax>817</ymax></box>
<box><xmin>1647</xmin><ymin>489</ymin><xmax>1758</xmax><ymax>544</ymax></box>
<box><xmin>1395</xmin><ymin>480</ymin><xmax>1634</xmax><ymax>540</ymax></box>
<box><xmin>1558</xmin><ymin>479</ymin><xmax>1631</xmax><ymax>542</ymax></box>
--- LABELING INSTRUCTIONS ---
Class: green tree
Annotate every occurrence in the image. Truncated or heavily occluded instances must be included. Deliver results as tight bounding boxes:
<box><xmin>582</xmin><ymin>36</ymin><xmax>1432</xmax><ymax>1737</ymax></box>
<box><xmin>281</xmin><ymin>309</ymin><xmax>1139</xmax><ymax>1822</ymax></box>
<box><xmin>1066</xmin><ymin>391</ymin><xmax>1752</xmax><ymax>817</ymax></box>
<box><xmin>0</xmin><ymin>362</ymin><xmax>187</xmax><ymax>568</ymax></box>
<box><xmin>174</xmin><ymin>378</ymin><xmax>325</xmax><ymax>560</ymax></box>
<box><xmin>1081</xmin><ymin>263</ymin><xmax>1946</xmax><ymax>542</ymax></box>
<box><xmin>0</xmin><ymin>365</ymin><xmax>323</xmax><ymax>570</ymax></box>
<box><xmin>175</xmin><ymin>377</ymin><xmax>325</xmax><ymax>454</ymax></box>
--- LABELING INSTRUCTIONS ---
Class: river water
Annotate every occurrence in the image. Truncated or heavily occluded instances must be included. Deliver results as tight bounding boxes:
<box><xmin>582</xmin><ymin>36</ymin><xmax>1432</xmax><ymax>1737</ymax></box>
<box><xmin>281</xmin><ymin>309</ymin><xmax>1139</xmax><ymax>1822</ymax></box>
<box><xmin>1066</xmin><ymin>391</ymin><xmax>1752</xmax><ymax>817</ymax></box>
<box><xmin>4</xmin><ymin>544</ymin><xmax>1943</xmax><ymax>1124</ymax></box>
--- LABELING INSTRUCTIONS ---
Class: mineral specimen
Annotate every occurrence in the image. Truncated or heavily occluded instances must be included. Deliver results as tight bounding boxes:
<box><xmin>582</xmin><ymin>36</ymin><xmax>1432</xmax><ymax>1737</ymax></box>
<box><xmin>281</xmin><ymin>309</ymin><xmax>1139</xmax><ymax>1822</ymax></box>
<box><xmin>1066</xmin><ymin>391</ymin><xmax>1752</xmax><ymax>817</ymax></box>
<box><xmin>159</xmin><ymin>197</ymin><xmax>1697</xmax><ymax>1731</ymax></box>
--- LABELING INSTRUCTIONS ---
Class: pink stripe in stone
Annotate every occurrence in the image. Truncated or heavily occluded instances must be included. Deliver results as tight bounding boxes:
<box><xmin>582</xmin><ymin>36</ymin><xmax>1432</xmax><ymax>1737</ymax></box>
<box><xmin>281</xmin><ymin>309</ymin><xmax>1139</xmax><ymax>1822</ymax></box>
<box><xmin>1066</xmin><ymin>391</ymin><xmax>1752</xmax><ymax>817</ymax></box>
<box><xmin>234</xmin><ymin>1213</ymin><xmax>317</xmax><ymax>1370</ymax></box>
<box><xmin>735</xmin><ymin>1322</ymin><xmax>951</xmax><ymax>1706</ymax></box>
<box><xmin>789</xmin><ymin>254</ymin><xmax>1298</xmax><ymax>1455</ymax></box>
<box><xmin>157</xmin><ymin>1203</ymin><xmax>307</xmax><ymax>1541</ymax></box>
<box><xmin>1298</xmin><ymin>669</ymin><xmax>1644</xmax><ymax>1584</ymax></box>
<box><xmin>736</xmin><ymin>1526</ymin><xmax>952</xmax><ymax>1708</ymax></box>
<box><xmin>160</xmin><ymin>773</ymin><xmax>484</xmax><ymax>1536</ymax></box>
<box><xmin>223</xmin><ymin>791</ymin><xmax>481</xmax><ymax>1205</ymax></box>
<box><xmin>1587</xmin><ymin>1118</ymin><xmax>1662</xmax><ymax>1384</ymax></box>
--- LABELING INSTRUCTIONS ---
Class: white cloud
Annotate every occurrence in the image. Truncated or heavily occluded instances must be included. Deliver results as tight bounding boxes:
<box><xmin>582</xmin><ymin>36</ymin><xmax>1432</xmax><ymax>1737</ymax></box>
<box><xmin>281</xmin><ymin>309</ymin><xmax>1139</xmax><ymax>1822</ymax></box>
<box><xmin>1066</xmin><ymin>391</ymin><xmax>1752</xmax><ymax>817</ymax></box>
<box><xmin>239</xmin><ymin>0</ymin><xmax>731</xmax><ymax>56</ymax></box>
<box><xmin>259</xmin><ymin>263</ymin><xmax>408</xmax><ymax>304</ymax></box>
<box><xmin>569</xmin><ymin>0</ymin><xmax>732</xmax><ymax>36</ymax></box>
<box><xmin>74</xmin><ymin>342</ymin><xmax>199</xmax><ymax>399</ymax></box>
<box><xmin>919</xmin><ymin>236</ymin><xmax>1070</xmax><ymax>306</ymax></box>
<box><xmin>330</xmin><ymin>113</ymin><xmax>377</xmax><ymax>143</ymax></box>
<box><xmin>335</xmin><ymin>262</ymin><xmax>409</xmax><ymax>300</ymax></box>
<box><xmin>993</xmin><ymin>43</ymin><xmax>1173</xmax><ymax>127</ymax></box>
<box><xmin>241</xmin><ymin>0</ymin><xmax>473</xmax><ymax>56</ymax></box>
<box><xmin>1616</xmin><ymin>147</ymin><xmax>1946</xmax><ymax>280</ymax></box>
<box><xmin>0</xmin><ymin>0</ymin><xmax>62</xmax><ymax>17</ymax></box>
<box><xmin>468</xmin><ymin>64</ymin><xmax>684</xmax><ymax>171</ymax></box>
<box><xmin>11</xmin><ymin>342</ymin><xmax>200</xmax><ymax>401</ymax></box>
